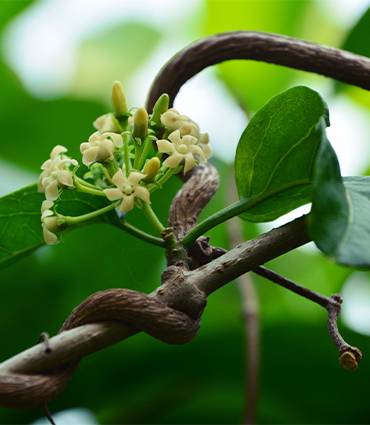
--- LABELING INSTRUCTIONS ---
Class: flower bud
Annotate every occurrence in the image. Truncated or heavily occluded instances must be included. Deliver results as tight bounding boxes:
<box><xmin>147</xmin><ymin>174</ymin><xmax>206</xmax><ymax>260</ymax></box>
<box><xmin>143</xmin><ymin>157</ymin><xmax>160</xmax><ymax>182</ymax></box>
<box><xmin>133</xmin><ymin>107</ymin><xmax>148</xmax><ymax>140</ymax></box>
<box><xmin>151</xmin><ymin>93</ymin><xmax>169</xmax><ymax>126</ymax></box>
<box><xmin>112</xmin><ymin>80</ymin><xmax>128</xmax><ymax>117</ymax></box>
<box><xmin>339</xmin><ymin>347</ymin><xmax>362</xmax><ymax>371</ymax></box>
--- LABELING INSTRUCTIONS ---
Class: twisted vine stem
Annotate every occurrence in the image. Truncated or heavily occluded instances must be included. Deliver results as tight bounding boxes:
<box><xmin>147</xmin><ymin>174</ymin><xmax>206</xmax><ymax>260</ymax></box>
<box><xmin>0</xmin><ymin>31</ymin><xmax>369</xmax><ymax>410</ymax></box>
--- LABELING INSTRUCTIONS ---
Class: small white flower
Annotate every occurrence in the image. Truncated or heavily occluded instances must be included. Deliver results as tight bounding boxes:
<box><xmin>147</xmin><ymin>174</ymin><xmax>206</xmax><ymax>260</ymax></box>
<box><xmin>198</xmin><ymin>132</ymin><xmax>212</xmax><ymax>159</ymax></box>
<box><xmin>103</xmin><ymin>169</ymin><xmax>150</xmax><ymax>213</ymax></box>
<box><xmin>160</xmin><ymin>109</ymin><xmax>188</xmax><ymax>131</ymax></box>
<box><xmin>157</xmin><ymin>130</ymin><xmax>206</xmax><ymax>174</ymax></box>
<box><xmin>93</xmin><ymin>113</ymin><xmax>120</xmax><ymax>133</ymax></box>
<box><xmin>179</xmin><ymin>120</ymin><xmax>200</xmax><ymax>138</ymax></box>
<box><xmin>41</xmin><ymin>200</ymin><xmax>59</xmax><ymax>245</ymax></box>
<box><xmin>39</xmin><ymin>145</ymin><xmax>78</xmax><ymax>201</ymax></box>
<box><xmin>80</xmin><ymin>132</ymin><xmax>123</xmax><ymax>166</ymax></box>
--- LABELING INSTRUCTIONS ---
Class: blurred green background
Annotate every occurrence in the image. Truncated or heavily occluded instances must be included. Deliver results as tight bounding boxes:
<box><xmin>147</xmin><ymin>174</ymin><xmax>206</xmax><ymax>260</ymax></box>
<box><xmin>0</xmin><ymin>0</ymin><xmax>370</xmax><ymax>423</ymax></box>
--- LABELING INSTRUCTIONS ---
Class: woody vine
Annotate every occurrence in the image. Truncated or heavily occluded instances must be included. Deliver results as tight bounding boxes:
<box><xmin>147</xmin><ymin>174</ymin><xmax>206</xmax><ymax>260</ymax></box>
<box><xmin>0</xmin><ymin>31</ymin><xmax>369</xmax><ymax>416</ymax></box>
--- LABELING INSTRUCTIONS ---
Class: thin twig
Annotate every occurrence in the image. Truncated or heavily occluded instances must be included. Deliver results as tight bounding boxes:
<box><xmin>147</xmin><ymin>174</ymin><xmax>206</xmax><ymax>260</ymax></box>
<box><xmin>253</xmin><ymin>266</ymin><xmax>332</xmax><ymax>308</ymax></box>
<box><xmin>253</xmin><ymin>266</ymin><xmax>362</xmax><ymax>370</ymax></box>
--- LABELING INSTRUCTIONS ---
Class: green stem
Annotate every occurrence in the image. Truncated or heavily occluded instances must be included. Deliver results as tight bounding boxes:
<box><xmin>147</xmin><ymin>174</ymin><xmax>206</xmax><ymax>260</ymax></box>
<box><xmin>133</xmin><ymin>142</ymin><xmax>143</xmax><ymax>170</ymax></box>
<box><xmin>103</xmin><ymin>168</ymin><xmax>113</xmax><ymax>184</ymax></box>
<box><xmin>148</xmin><ymin>167</ymin><xmax>175</xmax><ymax>192</ymax></box>
<box><xmin>181</xmin><ymin>180</ymin><xmax>311</xmax><ymax>247</ymax></box>
<box><xmin>75</xmin><ymin>176</ymin><xmax>98</xmax><ymax>189</ymax></box>
<box><xmin>181</xmin><ymin>199</ymin><xmax>253</xmax><ymax>247</ymax></box>
<box><xmin>105</xmin><ymin>160</ymin><xmax>119</xmax><ymax>177</ymax></box>
<box><xmin>142</xmin><ymin>203</ymin><xmax>165</xmax><ymax>234</ymax></box>
<box><xmin>118</xmin><ymin>220</ymin><xmax>165</xmax><ymax>247</ymax></box>
<box><xmin>137</xmin><ymin>136</ymin><xmax>155</xmax><ymax>171</ymax></box>
<box><xmin>74</xmin><ymin>177</ymin><xmax>106</xmax><ymax>197</ymax></box>
<box><xmin>63</xmin><ymin>202</ymin><xmax>119</xmax><ymax>225</ymax></box>
<box><xmin>122</xmin><ymin>132</ymin><xmax>132</xmax><ymax>176</ymax></box>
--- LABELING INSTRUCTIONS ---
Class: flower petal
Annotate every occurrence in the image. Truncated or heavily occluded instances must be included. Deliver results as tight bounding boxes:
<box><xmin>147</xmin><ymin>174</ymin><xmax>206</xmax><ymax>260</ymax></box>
<box><xmin>182</xmin><ymin>135</ymin><xmax>197</xmax><ymax>146</ymax></box>
<box><xmin>199</xmin><ymin>133</ymin><xmax>209</xmax><ymax>144</ymax></box>
<box><xmin>189</xmin><ymin>144</ymin><xmax>205</xmax><ymax>160</ymax></box>
<box><xmin>156</xmin><ymin>139</ymin><xmax>175</xmax><ymax>155</ymax></box>
<box><xmin>41</xmin><ymin>209</ymin><xmax>53</xmax><ymax>219</ymax></box>
<box><xmin>184</xmin><ymin>153</ymin><xmax>196</xmax><ymax>174</ymax></box>
<box><xmin>134</xmin><ymin>186</ymin><xmax>150</xmax><ymax>204</ymax></box>
<box><xmin>180</xmin><ymin>122</ymin><xmax>199</xmax><ymax>138</ymax></box>
<box><xmin>106</xmin><ymin>133</ymin><xmax>123</xmax><ymax>147</ymax></box>
<box><xmin>103</xmin><ymin>188</ymin><xmax>123</xmax><ymax>201</ymax></box>
<box><xmin>82</xmin><ymin>146</ymin><xmax>100</xmax><ymax>166</ymax></box>
<box><xmin>128</xmin><ymin>171</ymin><xmax>146</xmax><ymax>186</ymax></box>
<box><xmin>57</xmin><ymin>170</ymin><xmax>74</xmax><ymax>187</ymax></box>
<box><xmin>43</xmin><ymin>226</ymin><xmax>59</xmax><ymax>245</ymax></box>
<box><xmin>163</xmin><ymin>152</ymin><xmax>183</xmax><ymax>169</ymax></box>
<box><xmin>80</xmin><ymin>142</ymin><xmax>90</xmax><ymax>153</ymax></box>
<box><xmin>168</xmin><ymin>130</ymin><xmax>181</xmax><ymax>144</ymax></box>
<box><xmin>200</xmin><ymin>143</ymin><xmax>212</xmax><ymax>159</ymax></box>
<box><xmin>120</xmin><ymin>195</ymin><xmax>135</xmax><ymax>213</ymax></box>
<box><xmin>93</xmin><ymin>114</ymin><xmax>118</xmax><ymax>133</ymax></box>
<box><xmin>112</xmin><ymin>169</ymin><xmax>127</xmax><ymax>188</ymax></box>
<box><xmin>50</xmin><ymin>145</ymin><xmax>67</xmax><ymax>159</ymax></box>
<box><xmin>160</xmin><ymin>109</ymin><xmax>182</xmax><ymax>129</ymax></box>
<box><xmin>88</xmin><ymin>131</ymin><xmax>102</xmax><ymax>143</ymax></box>
<box><xmin>41</xmin><ymin>200</ymin><xmax>54</xmax><ymax>213</ymax></box>
<box><xmin>45</xmin><ymin>180</ymin><xmax>59</xmax><ymax>201</ymax></box>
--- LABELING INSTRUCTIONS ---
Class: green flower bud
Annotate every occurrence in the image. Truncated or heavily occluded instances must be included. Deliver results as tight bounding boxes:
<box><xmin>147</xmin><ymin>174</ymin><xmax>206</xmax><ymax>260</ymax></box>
<box><xmin>143</xmin><ymin>157</ymin><xmax>160</xmax><ymax>182</ymax></box>
<box><xmin>133</xmin><ymin>107</ymin><xmax>149</xmax><ymax>140</ymax></box>
<box><xmin>112</xmin><ymin>80</ymin><xmax>128</xmax><ymax>117</ymax></box>
<box><xmin>151</xmin><ymin>93</ymin><xmax>170</xmax><ymax>126</ymax></box>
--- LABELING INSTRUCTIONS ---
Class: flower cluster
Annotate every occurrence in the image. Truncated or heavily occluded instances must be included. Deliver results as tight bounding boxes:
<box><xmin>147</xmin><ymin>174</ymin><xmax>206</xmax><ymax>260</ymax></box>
<box><xmin>38</xmin><ymin>82</ymin><xmax>212</xmax><ymax>245</ymax></box>
<box><xmin>39</xmin><ymin>145</ymin><xmax>77</xmax><ymax>201</ymax></box>
<box><xmin>158</xmin><ymin>109</ymin><xmax>211</xmax><ymax>170</ymax></box>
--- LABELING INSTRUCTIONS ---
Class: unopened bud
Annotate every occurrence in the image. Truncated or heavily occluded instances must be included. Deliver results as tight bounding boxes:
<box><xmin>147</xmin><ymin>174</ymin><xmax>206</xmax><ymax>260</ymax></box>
<box><xmin>339</xmin><ymin>347</ymin><xmax>362</xmax><ymax>371</ymax></box>
<box><xmin>112</xmin><ymin>80</ymin><xmax>128</xmax><ymax>117</ymax></box>
<box><xmin>151</xmin><ymin>93</ymin><xmax>170</xmax><ymax>125</ymax></box>
<box><xmin>143</xmin><ymin>157</ymin><xmax>160</xmax><ymax>182</ymax></box>
<box><xmin>133</xmin><ymin>107</ymin><xmax>148</xmax><ymax>140</ymax></box>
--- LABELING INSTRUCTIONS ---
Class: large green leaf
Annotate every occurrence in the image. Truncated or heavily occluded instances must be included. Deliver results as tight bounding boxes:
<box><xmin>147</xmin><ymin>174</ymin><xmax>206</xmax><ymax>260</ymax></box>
<box><xmin>0</xmin><ymin>184</ymin><xmax>118</xmax><ymax>269</ymax></box>
<box><xmin>309</xmin><ymin>134</ymin><xmax>370</xmax><ymax>268</ymax></box>
<box><xmin>235</xmin><ymin>86</ymin><xmax>328</xmax><ymax>222</ymax></box>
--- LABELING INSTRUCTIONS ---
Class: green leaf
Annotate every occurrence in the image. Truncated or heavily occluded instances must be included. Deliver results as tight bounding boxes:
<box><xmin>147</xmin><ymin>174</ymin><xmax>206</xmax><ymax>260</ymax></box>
<box><xmin>235</xmin><ymin>86</ymin><xmax>328</xmax><ymax>222</ymax></box>
<box><xmin>341</xmin><ymin>7</ymin><xmax>370</xmax><ymax>58</ymax></box>
<box><xmin>335</xmin><ymin>7</ymin><xmax>370</xmax><ymax>108</ymax></box>
<box><xmin>309</xmin><ymin>134</ymin><xmax>370</xmax><ymax>268</ymax></box>
<box><xmin>0</xmin><ymin>184</ymin><xmax>118</xmax><ymax>269</ymax></box>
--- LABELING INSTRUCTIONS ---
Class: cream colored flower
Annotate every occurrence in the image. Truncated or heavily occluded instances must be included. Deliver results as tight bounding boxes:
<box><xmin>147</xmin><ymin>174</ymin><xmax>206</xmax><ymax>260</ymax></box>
<box><xmin>157</xmin><ymin>130</ymin><xmax>206</xmax><ymax>174</ymax></box>
<box><xmin>198</xmin><ymin>132</ymin><xmax>212</xmax><ymax>159</ymax></box>
<box><xmin>41</xmin><ymin>200</ymin><xmax>59</xmax><ymax>245</ymax></box>
<box><xmin>160</xmin><ymin>109</ymin><xmax>188</xmax><ymax>131</ymax></box>
<box><xmin>160</xmin><ymin>110</ymin><xmax>211</xmax><ymax>159</ymax></box>
<box><xmin>93</xmin><ymin>113</ymin><xmax>120</xmax><ymax>133</ymax></box>
<box><xmin>39</xmin><ymin>145</ymin><xmax>78</xmax><ymax>201</ymax></box>
<box><xmin>179</xmin><ymin>120</ymin><xmax>200</xmax><ymax>138</ymax></box>
<box><xmin>80</xmin><ymin>132</ymin><xmax>123</xmax><ymax>166</ymax></box>
<box><xmin>103</xmin><ymin>170</ymin><xmax>150</xmax><ymax>213</ymax></box>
